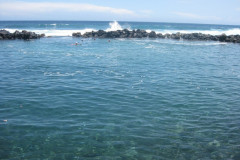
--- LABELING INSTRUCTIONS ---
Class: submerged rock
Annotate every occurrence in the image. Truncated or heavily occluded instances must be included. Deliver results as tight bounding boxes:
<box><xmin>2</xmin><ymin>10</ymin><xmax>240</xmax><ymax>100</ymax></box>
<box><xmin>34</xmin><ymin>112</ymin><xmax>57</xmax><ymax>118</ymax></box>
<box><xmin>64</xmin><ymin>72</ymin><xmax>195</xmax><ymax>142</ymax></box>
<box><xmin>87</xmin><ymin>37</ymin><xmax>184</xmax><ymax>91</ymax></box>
<box><xmin>0</xmin><ymin>29</ymin><xmax>45</xmax><ymax>40</ymax></box>
<box><xmin>208</xmin><ymin>140</ymin><xmax>221</xmax><ymax>147</ymax></box>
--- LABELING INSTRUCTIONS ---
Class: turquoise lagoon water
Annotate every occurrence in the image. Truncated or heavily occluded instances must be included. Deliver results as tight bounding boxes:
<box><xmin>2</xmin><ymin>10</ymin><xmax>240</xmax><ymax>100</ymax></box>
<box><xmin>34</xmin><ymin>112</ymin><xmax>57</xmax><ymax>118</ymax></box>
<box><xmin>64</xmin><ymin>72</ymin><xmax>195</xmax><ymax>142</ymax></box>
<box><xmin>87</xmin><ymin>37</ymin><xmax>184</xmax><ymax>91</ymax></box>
<box><xmin>0</xmin><ymin>21</ymin><xmax>240</xmax><ymax>160</ymax></box>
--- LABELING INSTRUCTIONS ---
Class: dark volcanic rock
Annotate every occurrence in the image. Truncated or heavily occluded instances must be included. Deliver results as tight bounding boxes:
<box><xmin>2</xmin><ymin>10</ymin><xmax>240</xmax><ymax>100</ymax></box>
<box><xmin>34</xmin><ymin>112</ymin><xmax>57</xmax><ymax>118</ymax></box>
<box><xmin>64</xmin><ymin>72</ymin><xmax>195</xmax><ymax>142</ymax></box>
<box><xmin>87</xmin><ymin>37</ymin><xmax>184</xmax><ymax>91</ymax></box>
<box><xmin>40</xmin><ymin>34</ymin><xmax>45</xmax><ymax>38</ymax></box>
<box><xmin>219</xmin><ymin>34</ymin><xmax>227</xmax><ymax>42</ymax></box>
<box><xmin>13</xmin><ymin>30</ymin><xmax>21</xmax><ymax>38</ymax></box>
<box><xmin>226</xmin><ymin>35</ymin><xmax>238</xmax><ymax>43</ymax></box>
<box><xmin>107</xmin><ymin>31</ymin><xmax>120</xmax><ymax>38</ymax></box>
<box><xmin>0</xmin><ymin>29</ymin><xmax>44</xmax><ymax>40</ymax></box>
<box><xmin>97</xmin><ymin>30</ymin><xmax>106</xmax><ymax>37</ymax></box>
<box><xmin>157</xmin><ymin>33</ymin><xmax>164</xmax><ymax>38</ymax></box>
<box><xmin>0</xmin><ymin>30</ymin><xmax>12</xmax><ymax>39</ymax></box>
<box><xmin>72</xmin><ymin>29</ymin><xmax>240</xmax><ymax>43</ymax></box>
<box><xmin>171</xmin><ymin>32</ymin><xmax>181</xmax><ymax>40</ymax></box>
<box><xmin>164</xmin><ymin>33</ymin><xmax>171</xmax><ymax>38</ymax></box>
<box><xmin>134</xmin><ymin>29</ymin><xmax>148</xmax><ymax>38</ymax></box>
<box><xmin>72</xmin><ymin>32</ymin><xmax>81</xmax><ymax>37</ymax></box>
<box><xmin>149</xmin><ymin>31</ymin><xmax>157</xmax><ymax>38</ymax></box>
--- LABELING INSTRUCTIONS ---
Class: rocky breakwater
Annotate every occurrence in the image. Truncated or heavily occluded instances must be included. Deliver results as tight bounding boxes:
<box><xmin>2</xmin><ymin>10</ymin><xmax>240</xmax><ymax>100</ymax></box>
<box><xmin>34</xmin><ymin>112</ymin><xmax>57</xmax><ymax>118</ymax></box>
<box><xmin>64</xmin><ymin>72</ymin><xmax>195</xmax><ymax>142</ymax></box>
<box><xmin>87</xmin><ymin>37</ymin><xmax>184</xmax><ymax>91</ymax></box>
<box><xmin>72</xmin><ymin>29</ymin><xmax>240</xmax><ymax>43</ymax></box>
<box><xmin>0</xmin><ymin>30</ymin><xmax>45</xmax><ymax>40</ymax></box>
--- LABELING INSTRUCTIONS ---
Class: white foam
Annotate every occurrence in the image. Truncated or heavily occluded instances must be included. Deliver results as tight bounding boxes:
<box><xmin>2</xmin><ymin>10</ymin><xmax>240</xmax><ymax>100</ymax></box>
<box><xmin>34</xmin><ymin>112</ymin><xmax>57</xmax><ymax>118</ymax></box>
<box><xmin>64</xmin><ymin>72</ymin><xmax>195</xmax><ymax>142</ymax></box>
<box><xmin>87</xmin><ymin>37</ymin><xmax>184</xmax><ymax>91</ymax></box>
<box><xmin>3</xmin><ymin>28</ymin><xmax>16</xmax><ymax>33</ymax></box>
<box><xmin>3</xmin><ymin>21</ymin><xmax>123</xmax><ymax>36</ymax></box>
<box><xmin>3</xmin><ymin>21</ymin><xmax>240</xmax><ymax>37</ymax></box>
<box><xmin>155</xmin><ymin>40</ymin><xmax>228</xmax><ymax>46</ymax></box>
<box><xmin>145</xmin><ymin>44</ymin><xmax>155</xmax><ymax>48</ymax></box>
<box><xmin>146</xmin><ymin>30</ymin><xmax>152</xmax><ymax>33</ymax></box>
<box><xmin>168</xmin><ymin>42</ymin><xmax>228</xmax><ymax>46</ymax></box>
<box><xmin>106</xmin><ymin>21</ymin><xmax>123</xmax><ymax>32</ymax></box>
<box><xmin>44</xmin><ymin>23</ymin><xmax>69</xmax><ymax>26</ymax></box>
<box><xmin>135</xmin><ymin>39</ymin><xmax>228</xmax><ymax>47</ymax></box>
<box><xmin>4</xmin><ymin>28</ymin><xmax>96</xmax><ymax>37</ymax></box>
<box><xmin>154</xmin><ymin>28</ymin><xmax>240</xmax><ymax>36</ymax></box>
<box><xmin>44</xmin><ymin>71</ymin><xmax>82</xmax><ymax>77</ymax></box>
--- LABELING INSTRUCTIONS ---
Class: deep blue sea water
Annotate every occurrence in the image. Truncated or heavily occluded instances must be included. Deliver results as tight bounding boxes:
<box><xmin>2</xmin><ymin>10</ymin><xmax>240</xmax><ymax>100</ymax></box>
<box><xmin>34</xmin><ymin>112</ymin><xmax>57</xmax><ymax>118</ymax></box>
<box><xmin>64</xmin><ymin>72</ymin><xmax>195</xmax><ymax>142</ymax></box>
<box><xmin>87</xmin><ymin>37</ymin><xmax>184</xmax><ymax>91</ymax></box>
<box><xmin>1</xmin><ymin>21</ymin><xmax>240</xmax><ymax>160</ymax></box>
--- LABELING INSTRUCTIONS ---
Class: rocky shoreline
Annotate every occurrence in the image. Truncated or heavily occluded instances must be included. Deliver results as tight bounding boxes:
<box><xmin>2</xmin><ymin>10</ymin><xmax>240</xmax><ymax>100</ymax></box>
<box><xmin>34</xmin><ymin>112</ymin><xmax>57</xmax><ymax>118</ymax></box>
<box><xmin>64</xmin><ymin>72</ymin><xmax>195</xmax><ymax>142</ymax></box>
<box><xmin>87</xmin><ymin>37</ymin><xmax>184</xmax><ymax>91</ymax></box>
<box><xmin>73</xmin><ymin>29</ymin><xmax>240</xmax><ymax>43</ymax></box>
<box><xmin>1</xmin><ymin>29</ymin><xmax>240</xmax><ymax>43</ymax></box>
<box><xmin>0</xmin><ymin>30</ymin><xmax>45</xmax><ymax>40</ymax></box>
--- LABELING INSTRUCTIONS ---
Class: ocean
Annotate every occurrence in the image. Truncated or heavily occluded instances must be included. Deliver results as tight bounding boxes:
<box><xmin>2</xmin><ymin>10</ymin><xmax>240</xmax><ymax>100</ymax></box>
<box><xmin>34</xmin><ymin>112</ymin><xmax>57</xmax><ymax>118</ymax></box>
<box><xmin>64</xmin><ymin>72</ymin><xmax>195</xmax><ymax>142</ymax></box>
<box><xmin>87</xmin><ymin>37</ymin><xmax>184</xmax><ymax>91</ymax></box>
<box><xmin>0</xmin><ymin>21</ymin><xmax>240</xmax><ymax>160</ymax></box>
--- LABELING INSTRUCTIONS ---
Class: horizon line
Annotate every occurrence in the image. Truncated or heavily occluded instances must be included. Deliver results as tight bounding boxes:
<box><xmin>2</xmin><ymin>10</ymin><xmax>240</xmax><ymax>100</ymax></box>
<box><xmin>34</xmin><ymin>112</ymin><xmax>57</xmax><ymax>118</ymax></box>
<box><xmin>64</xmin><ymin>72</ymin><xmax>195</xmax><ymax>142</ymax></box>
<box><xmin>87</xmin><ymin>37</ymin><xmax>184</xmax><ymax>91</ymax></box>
<box><xmin>0</xmin><ymin>20</ymin><xmax>240</xmax><ymax>26</ymax></box>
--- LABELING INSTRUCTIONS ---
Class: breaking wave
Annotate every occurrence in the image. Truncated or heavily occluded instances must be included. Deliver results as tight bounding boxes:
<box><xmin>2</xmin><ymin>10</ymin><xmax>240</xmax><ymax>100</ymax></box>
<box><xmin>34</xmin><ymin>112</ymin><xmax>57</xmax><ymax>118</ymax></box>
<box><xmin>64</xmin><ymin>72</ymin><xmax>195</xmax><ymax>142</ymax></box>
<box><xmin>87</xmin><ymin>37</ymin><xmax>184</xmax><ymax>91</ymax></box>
<box><xmin>154</xmin><ymin>28</ymin><xmax>240</xmax><ymax>36</ymax></box>
<box><xmin>3</xmin><ymin>21</ymin><xmax>240</xmax><ymax>37</ymax></box>
<box><xmin>106</xmin><ymin>21</ymin><xmax>123</xmax><ymax>32</ymax></box>
<box><xmin>4</xmin><ymin>28</ymin><xmax>96</xmax><ymax>37</ymax></box>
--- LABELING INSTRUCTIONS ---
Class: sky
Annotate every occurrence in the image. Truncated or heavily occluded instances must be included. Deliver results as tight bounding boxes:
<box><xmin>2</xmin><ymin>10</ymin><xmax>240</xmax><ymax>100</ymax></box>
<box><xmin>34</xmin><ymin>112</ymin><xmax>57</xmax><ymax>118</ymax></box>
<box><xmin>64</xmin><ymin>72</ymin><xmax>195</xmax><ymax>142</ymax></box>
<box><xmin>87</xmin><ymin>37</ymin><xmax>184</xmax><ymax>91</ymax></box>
<box><xmin>0</xmin><ymin>0</ymin><xmax>240</xmax><ymax>25</ymax></box>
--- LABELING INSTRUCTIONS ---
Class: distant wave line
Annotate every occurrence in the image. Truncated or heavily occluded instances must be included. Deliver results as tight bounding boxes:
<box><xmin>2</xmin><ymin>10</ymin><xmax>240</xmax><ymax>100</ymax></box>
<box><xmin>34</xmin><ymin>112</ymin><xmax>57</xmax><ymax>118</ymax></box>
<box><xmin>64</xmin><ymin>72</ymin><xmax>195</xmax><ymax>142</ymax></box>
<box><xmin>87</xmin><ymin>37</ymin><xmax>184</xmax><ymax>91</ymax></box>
<box><xmin>3</xmin><ymin>28</ymin><xmax>240</xmax><ymax>37</ymax></box>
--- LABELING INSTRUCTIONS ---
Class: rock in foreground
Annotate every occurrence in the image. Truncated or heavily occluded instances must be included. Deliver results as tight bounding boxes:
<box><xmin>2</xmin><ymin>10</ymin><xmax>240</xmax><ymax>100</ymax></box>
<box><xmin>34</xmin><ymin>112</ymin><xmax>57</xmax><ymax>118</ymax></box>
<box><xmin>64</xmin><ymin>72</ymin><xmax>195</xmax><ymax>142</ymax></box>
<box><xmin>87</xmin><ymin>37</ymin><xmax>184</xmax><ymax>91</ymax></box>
<box><xmin>0</xmin><ymin>30</ymin><xmax>45</xmax><ymax>40</ymax></box>
<box><xmin>72</xmin><ymin>29</ymin><xmax>240</xmax><ymax>43</ymax></box>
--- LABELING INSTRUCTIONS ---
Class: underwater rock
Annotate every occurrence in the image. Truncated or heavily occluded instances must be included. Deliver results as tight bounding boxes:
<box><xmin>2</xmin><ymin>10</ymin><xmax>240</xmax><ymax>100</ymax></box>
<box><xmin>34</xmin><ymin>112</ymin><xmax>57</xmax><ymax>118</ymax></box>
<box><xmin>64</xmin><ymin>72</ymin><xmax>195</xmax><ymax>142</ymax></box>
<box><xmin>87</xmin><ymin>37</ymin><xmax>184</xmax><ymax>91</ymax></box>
<box><xmin>208</xmin><ymin>140</ymin><xmax>221</xmax><ymax>147</ymax></box>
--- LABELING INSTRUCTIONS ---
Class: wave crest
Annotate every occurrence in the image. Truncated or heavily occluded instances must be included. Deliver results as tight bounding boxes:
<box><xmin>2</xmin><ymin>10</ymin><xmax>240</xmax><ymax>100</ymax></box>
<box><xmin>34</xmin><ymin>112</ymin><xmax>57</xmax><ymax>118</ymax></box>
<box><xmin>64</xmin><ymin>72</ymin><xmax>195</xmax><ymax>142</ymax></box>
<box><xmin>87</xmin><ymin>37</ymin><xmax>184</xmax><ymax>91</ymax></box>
<box><xmin>3</xmin><ymin>21</ymin><xmax>240</xmax><ymax>37</ymax></box>
<box><xmin>155</xmin><ymin>28</ymin><xmax>240</xmax><ymax>35</ymax></box>
<box><xmin>106</xmin><ymin>21</ymin><xmax>123</xmax><ymax>32</ymax></box>
<box><xmin>4</xmin><ymin>28</ymin><xmax>96</xmax><ymax>37</ymax></box>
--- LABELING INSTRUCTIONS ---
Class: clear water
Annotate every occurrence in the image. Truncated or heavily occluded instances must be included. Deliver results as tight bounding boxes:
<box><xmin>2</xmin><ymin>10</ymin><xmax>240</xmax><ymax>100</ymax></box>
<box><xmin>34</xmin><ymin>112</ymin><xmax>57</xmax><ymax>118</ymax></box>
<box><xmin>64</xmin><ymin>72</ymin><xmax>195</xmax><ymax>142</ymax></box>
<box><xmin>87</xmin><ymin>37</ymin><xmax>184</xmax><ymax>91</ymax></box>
<box><xmin>1</xmin><ymin>21</ymin><xmax>240</xmax><ymax>160</ymax></box>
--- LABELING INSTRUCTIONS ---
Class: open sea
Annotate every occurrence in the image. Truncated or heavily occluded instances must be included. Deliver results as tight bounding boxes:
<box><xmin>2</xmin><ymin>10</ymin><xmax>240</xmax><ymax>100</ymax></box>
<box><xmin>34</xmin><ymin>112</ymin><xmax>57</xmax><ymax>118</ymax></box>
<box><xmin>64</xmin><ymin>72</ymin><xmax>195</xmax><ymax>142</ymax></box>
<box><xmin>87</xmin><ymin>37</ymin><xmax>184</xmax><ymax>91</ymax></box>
<box><xmin>1</xmin><ymin>21</ymin><xmax>240</xmax><ymax>160</ymax></box>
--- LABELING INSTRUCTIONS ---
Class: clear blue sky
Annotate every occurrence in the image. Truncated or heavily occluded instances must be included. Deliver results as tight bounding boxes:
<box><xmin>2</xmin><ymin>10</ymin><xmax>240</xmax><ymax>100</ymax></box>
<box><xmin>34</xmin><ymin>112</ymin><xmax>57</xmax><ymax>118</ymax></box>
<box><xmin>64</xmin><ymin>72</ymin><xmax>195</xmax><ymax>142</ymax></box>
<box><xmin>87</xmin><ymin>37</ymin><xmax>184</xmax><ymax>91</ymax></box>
<box><xmin>0</xmin><ymin>0</ymin><xmax>240</xmax><ymax>25</ymax></box>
